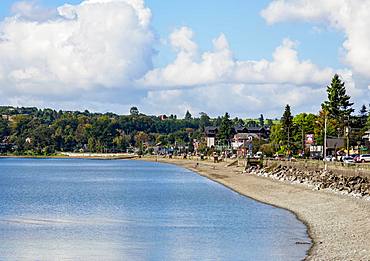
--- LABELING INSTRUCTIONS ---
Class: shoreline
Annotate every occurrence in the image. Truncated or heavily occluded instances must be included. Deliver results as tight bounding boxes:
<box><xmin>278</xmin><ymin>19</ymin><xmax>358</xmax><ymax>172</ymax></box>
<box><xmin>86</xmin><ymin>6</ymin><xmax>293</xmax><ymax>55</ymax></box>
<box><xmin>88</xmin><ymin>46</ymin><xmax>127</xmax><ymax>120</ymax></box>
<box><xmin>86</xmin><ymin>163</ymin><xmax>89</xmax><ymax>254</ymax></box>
<box><xmin>139</xmin><ymin>157</ymin><xmax>370</xmax><ymax>260</ymax></box>
<box><xmin>2</xmin><ymin>155</ymin><xmax>369</xmax><ymax>259</ymax></box>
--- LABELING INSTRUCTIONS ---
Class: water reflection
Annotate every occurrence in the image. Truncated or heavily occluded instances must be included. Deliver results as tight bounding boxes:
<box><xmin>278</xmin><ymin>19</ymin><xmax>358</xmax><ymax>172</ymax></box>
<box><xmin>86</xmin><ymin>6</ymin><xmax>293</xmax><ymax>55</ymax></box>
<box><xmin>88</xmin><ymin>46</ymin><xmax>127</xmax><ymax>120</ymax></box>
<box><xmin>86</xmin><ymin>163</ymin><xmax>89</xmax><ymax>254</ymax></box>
<box><xmin>0</xmin><ymin>159</ymin><xmax>310</xmax><ymax>260</ymax></box>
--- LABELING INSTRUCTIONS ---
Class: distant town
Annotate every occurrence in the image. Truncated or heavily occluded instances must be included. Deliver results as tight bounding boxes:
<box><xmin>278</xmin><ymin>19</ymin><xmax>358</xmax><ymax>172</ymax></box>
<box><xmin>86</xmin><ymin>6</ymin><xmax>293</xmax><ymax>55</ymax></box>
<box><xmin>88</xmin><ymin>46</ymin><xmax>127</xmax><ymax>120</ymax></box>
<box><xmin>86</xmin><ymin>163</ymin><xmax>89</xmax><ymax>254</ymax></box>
<box><xmin>0</xmin><ymin>74</ymin><xmax>369</xmax><ymax>162</ymax></box>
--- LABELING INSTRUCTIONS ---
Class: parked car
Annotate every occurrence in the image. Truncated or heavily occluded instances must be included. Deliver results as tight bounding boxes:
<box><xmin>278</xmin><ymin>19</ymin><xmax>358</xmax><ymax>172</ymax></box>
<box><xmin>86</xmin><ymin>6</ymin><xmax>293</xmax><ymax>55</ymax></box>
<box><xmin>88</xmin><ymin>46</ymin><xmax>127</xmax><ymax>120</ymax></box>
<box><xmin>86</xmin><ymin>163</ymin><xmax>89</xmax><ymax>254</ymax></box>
<box><xmin>342</xmin><ymin>156</ymin><xmax>354</xmax><ymax>164</ymax></box>
<box><xmin>254</xmin><ymin>151</ymin><xmax>263</xmax><ymax>159</ymax></box>
<box><xmin>352</xmin><ymin>154</ymin><xmax>360</xmax><ymax>162</ymax></box>
<box><xmin>357</xmin><ymin>154</ymin><xmax>370</xmax><ymax>163</ymax></box>
<box><xmin>274</xmin><ymin>154</ymin><xmax>285</xmax><ymax>161</ymax></box>
<box><xmin>323</xmin><ymin>155</ymin><xmax>334</xmax><ymax>162</ymax></box>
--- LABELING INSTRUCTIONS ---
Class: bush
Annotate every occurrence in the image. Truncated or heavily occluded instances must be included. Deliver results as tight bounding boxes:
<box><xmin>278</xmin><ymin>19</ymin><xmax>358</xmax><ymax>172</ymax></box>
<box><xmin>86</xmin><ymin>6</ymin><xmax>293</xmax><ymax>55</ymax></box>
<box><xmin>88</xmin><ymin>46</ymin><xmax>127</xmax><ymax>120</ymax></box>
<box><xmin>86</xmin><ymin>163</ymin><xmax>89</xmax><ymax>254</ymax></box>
<box><xmin>260</xmin><ymin>143</ymin><xmax>274</xmax><ymax>157</ymax></box>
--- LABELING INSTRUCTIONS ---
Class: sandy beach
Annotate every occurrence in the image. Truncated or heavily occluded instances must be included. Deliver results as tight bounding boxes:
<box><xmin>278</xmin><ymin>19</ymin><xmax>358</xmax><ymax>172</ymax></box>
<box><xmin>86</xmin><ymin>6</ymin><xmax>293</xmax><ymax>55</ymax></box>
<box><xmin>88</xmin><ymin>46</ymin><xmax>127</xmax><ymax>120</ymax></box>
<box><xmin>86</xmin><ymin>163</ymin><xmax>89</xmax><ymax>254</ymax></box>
<box><xmin>141</xmin><ymin>157</ymin><xmax>370</xmax><ymax>260</ymax></box>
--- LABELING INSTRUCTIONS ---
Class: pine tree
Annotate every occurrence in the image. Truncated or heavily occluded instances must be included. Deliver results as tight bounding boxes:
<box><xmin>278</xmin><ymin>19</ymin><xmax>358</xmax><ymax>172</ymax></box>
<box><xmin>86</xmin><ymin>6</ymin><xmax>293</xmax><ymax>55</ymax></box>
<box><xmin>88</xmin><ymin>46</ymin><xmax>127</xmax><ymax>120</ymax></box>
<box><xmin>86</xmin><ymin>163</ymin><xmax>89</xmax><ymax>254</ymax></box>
<box><xmin>184</xmin><ymin>110</ymin><xmax>192</xmax><ymax>120</ymax></box>
<box><xmin>322</xmin><ymin>74</ymin><xmax>354</xmax><ymax>120</ymax></box>
<box><xmin>281</xmin><ymin>104</ymin><xmax>293</xmax><ymax>146</ymax></box>
<box><xmin>218</xmin><ymin>112</ymin><xmax>234</xmax><ymax>145</ymax></box>
<box><xmin>360</xmin><ymin>104</ymin><xmax>368</xmax><ymax>117</ymax></box>
<box><xmin>259</xmin><ymin>114</ymin><xmax>264</xmax><ymax>127</ymax></box>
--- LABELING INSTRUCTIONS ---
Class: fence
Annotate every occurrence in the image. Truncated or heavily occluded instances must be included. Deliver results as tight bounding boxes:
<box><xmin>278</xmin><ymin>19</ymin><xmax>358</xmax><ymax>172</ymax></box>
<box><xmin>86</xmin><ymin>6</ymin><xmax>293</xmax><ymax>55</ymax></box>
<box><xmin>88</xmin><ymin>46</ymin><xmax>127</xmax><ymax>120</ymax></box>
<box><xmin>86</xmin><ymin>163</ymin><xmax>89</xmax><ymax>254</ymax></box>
<box><xmin>263</xmin><ymin>158</ymin><xmax>370</xmax><ymax>177</ymax></box>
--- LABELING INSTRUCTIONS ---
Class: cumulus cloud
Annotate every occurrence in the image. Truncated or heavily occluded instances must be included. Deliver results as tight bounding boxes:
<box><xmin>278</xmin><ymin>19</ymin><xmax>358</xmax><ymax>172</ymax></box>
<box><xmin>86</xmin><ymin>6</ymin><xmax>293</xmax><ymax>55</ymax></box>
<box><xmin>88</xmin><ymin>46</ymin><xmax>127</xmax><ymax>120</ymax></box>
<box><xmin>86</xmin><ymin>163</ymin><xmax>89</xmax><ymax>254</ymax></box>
<box><xmin>0</xmin><ymin>0</ymin><xmax>154</xmax><ymax>99</ymax></box>
<box><xmin>261</xmin><ymin>0</ymin><xmax>370</xmax><ymax>80</ymax></box>
<box><xmin>0</xmin><ymin>0</ymin><xmax>364</xmax><ymax>117</ymax></box>
<box><xmin>140</xmin><ymin>83</ymin><xmax>328</xmax><ymax>117</ymax></box>
<box><xmin>139</xmin><ymin>25</ymin><xmax>361</xmax><ymax>117</ymax></box>
<box><xmin>140</xmin><ymin>27</ymin><xmax>336</xmax><ymax>88</ymax></box>
<box><xmin>11</xmin><ymin>1</ymin><xmax>57</xmax><ymax>21</ymax></box>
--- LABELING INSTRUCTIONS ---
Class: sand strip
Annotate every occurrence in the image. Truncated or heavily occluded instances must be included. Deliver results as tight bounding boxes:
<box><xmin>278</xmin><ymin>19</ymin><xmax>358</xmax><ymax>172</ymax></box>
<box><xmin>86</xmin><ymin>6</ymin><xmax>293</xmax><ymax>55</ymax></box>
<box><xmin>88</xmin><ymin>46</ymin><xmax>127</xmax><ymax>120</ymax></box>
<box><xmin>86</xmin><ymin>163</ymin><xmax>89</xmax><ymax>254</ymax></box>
<box><xmin>141</xmin><ymin>157</ymin><xmax>370</xmax><ymax>260</ymax></box>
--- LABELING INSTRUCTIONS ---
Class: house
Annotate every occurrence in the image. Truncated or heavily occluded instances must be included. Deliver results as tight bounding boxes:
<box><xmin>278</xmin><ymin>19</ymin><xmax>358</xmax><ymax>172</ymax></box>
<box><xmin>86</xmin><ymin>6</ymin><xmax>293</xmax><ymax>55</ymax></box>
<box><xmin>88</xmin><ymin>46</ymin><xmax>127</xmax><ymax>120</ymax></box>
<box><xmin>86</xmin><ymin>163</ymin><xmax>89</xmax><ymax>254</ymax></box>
<box><xmin>326</xmin><ymin>138</ymin><xmax>345</xmax><ymax>156</ymax></box>
<box><xmin>205</xmin><ymin>126</ymin><xmax>218</xmax><ymax>148</ymax></box>
<box><xmin>158</xmin><ymin>115</ymin><xmax>168</xmax><ymax>121</ymax></box>
<box><xmin>362</xmin><ymin>131</ymin><xmax>370</xmax><ymax>142</ymax></box>
<box><xmin>204</xmin><ymin>125</ymin><xmax>270</xmax><ymax>149</ymax></box>
<box><xmin>243</xmin><ymin>126</ymin><xmax>270</xmax><ymax>139</ymax></box>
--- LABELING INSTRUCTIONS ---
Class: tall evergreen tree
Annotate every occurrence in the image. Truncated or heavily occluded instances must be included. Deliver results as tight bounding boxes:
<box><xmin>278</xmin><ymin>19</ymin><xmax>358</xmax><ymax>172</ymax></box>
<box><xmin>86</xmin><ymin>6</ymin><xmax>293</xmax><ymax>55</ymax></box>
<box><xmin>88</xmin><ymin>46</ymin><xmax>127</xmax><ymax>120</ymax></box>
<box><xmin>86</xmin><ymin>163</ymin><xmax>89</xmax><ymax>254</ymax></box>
<box><xmin>360</xmin><ymin>104</ymin><xmax>368</xmax><ymax>117</ymax></box>
<box><xmin>259</xmin><ymin>114</ymin><xmax>264</xmax><ymax>127</ymax></box>
<box><xmin>360</xmin><ymin>104</ymin><xmax>368</xmax><ymax>126</ymax></box>
<box><xmin>218</xmin><ymin>112</ymin><xmax>234</xmax><ymax>145</ymax></box>
<box><xmin>281</xmin><ymin>104</ymin><xmax>293</xmax><ymax>146</ymax></box>
<box><xmin>184</xmin><ymin>110</ymin><xmax>192</xmax><ymax>120</ymax></box>
<box><xmin>199</xmin><ymin>112</ymin><xmax>210</xmax><ymax>131</ymax></box>
<box><xmin>322</xmin><ymin>74</ymin><xmax>354</xmax><ymax>120</ymax></box>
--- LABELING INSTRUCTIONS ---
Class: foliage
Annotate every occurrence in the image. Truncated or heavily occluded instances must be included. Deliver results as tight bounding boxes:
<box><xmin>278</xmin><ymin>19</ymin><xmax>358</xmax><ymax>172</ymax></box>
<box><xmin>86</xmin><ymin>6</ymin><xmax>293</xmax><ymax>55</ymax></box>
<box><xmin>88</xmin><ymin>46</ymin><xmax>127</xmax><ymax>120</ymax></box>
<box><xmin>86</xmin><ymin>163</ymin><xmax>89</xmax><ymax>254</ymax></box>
<box><xmin>259</xmin><ymin>143</ymin><xmax>274</xmax><ymax>157</ymax></box>
<box><xmin>130</xmin><ymin>107</ymin><xmax>139</xmax><ymax>116</ymax></box>
<box><xmin>280</xmin><ymin>104</ymin><xmax>293</xmax><ymax>146</ymax></box>
<box><xmin>258</xmin><ymin>114</ymin><xmax>264</xmax><ymax>127</ymax></box>
<box><xmin>322</xmin><ymin>74</ymin><xmax>354</xmax><ymax>121</ymax></box>
<box><xmin>218</xmin><ymin>112</ymin><xmax>234</xmax><ymax>145</ymax></box>
<box><xmin>0</xmin><ymin>118</ymin><xmax>10</xmax><ymax>139</ymax></box>
<box><xmin>291</xmin><ymin>113</ymin><xmax>317</xmax><ymax>150</ymax></box>
<box><xmin>199</xmin><ymin>112</ymin><xmax>210</xmax><ymax>131</ymax></box>
<box><xmin>184</xmin><ymin>110</ymin><xmax>192</xmax><ymax>120</ymax></box>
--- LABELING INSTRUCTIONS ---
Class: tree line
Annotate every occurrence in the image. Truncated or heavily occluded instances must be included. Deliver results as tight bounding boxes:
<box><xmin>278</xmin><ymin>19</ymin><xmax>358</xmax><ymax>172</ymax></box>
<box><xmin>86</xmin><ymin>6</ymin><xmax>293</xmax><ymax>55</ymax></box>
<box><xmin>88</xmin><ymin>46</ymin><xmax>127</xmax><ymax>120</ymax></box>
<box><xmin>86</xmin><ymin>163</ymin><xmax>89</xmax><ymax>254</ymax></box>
<box><xmin>0</xmin><ymin>106</ymin><xmax>270</xmax><ymax>155</ymax></box>
<box><xmin>267</xmin><ymin>74</ymin><xmax>370</xmax><ymax>157</ymax></box>
<box><xmin>0</xmin><ymin>74</ymin><xmax>369</xmax><ymax>157</ymax></box>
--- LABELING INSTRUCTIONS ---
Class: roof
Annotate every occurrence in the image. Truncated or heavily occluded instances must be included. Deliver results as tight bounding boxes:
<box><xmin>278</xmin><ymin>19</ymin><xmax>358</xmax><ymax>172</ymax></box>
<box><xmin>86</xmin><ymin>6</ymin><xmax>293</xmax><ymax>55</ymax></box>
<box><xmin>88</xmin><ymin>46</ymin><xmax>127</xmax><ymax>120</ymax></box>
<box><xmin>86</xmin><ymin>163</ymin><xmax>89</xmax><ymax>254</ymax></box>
<box><xmin>205</xmin><ymin>126</ymin><xmax>218</xmax><ymax>131</ymax></box>
<box><xmin>204</xmin><ymin>126</ymin><xmax>218</xmax><ymax>136</ymax></box>
<box><xmin>234</xmin><ymin>133</ymin><xmax>260</xmax><ymax>140</ymax></box>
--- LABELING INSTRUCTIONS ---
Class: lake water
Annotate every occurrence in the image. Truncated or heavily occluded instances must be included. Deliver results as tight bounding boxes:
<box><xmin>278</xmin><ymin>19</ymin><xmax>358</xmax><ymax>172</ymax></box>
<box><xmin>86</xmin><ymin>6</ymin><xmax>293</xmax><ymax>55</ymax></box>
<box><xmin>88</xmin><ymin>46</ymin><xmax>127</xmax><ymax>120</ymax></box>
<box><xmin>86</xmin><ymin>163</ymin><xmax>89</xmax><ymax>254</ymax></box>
<box><xmin>0</xmin><ymin>158</ymin><xmax>310</xmax><ymax>260</ymax></box>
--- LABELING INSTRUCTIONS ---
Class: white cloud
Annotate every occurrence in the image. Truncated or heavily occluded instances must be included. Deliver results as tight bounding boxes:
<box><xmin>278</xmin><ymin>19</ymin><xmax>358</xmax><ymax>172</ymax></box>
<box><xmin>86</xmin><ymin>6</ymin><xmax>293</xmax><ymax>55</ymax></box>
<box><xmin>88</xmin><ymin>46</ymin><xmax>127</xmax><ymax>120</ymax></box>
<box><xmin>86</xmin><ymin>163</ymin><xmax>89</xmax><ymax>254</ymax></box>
<box><xmin>11</xmin><ymin>1</ymin><xmax>57</xmax><ymax>21</ymax></box>
<box><xmin>140</xmin><ymin>27</ymin><xmax>336</xmax><ymax>88</ymax></box>
<box><xmin>140</xmin><ymin>83</ymin><xmax>328</xmax><ymax>118</ymax></box>
<box><xmin>138</xmin><ymin>26</ymin><xmax>361</xmax><ymax>117</ymax></box>
<box><xmin>0</xmin><ymin>1</ymin><xmax>365</xmax><ymax>117</ymax></box>
<box><xmin>0</xmin><ymin>0</ymin><xmax>154</xmax><ymax>98</ymax></box>
<box><xmin>261</xmin><ymin>0</ymin><xmax>370</xmax><ymax>80</ymax></box>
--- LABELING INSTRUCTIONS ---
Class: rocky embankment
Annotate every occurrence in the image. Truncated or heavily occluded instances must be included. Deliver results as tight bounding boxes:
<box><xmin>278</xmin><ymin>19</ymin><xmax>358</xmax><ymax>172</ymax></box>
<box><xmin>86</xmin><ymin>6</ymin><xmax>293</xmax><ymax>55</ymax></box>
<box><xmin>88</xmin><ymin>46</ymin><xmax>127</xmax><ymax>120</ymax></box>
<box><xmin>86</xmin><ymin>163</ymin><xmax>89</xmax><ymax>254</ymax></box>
<box><xmin>246</xmin><ymin>164</ymin><xmax>370</xmax><ymax>199</ymax></box>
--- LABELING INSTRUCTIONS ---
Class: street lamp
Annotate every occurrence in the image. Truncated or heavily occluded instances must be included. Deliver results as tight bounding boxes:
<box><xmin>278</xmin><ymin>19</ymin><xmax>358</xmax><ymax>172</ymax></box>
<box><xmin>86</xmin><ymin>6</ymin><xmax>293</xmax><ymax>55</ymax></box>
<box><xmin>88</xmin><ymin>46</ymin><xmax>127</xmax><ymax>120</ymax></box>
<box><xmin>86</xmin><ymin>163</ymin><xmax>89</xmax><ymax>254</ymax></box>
<box><xmin>324</xmin><ymin>115</ymin><xmax>327</xmax><ymax>160</ymax></box>
<box><xmin>317</xmin><ymin>117</ymin><xmax>327</xmax><ymax>158</ymax></box>
<box><xmin>316</xmin><ymin>114</ymin><xmax>327</xmax><ymax>169</ymax></box>
<box><xmin>344</xmin><ymin>115</ymin><xmax>350</xmax><ymax>156</ymax></box>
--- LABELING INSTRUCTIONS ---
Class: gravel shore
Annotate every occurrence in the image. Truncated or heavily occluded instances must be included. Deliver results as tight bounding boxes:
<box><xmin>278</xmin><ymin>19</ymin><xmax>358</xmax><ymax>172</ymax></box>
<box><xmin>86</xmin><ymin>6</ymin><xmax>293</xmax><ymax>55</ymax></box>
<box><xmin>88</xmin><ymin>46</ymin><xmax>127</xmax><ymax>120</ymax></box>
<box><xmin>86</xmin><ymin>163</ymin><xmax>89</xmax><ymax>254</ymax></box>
<box><xmin>142</xmin><ymin>157</ymin><xmax>370</xmax><ymax>260</ymax></box>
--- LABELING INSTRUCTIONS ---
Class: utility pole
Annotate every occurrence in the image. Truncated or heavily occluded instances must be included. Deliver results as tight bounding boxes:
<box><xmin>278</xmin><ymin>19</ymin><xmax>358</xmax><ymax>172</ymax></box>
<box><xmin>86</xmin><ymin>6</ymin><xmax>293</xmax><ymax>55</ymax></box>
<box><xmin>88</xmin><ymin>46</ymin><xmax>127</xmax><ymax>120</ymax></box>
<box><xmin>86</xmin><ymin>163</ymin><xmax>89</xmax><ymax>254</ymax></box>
<box><xmin>345</xmin><ymin>126</ymin><xmax>350</xmax><ymax>156</ymax></box>
<box><xmin>302</xmin><ymin>127</ymin><xmax>305</xmax><ymax>157</ymax></box>
<box><xmin>324</xmin><ymin>115</ymin><xmax>327</xmax><ymax>170</ymax></box>
<box><xmin>344</xmin><ymin>115</ymin><xmax>350</xmax><ymax>156</ymax></box>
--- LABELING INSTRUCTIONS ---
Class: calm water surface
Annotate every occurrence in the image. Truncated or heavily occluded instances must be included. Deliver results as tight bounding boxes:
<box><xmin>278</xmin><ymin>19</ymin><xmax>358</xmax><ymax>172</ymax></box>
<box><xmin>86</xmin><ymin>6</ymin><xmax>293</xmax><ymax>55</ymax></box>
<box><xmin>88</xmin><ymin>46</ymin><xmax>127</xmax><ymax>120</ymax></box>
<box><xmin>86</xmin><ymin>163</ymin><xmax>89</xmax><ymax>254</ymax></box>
<box><xmin>0</xmin><ymin>159</ymin><xmax>310</xmax><ymax>260</ymax></box>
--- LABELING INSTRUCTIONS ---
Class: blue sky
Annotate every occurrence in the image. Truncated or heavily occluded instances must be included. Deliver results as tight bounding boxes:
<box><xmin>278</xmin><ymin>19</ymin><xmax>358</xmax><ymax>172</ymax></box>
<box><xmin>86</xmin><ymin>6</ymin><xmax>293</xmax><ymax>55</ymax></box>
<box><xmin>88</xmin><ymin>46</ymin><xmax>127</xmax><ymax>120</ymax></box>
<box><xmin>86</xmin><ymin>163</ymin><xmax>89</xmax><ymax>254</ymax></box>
<box><xmin>146</xmin><ymin>0</ymin><xmax>344</xmax><ymax>68</ymax></box>
<box><xmin>0</xmin><ymin>0</ymin><xmax>344</xmax><ymax>69</ymax></box>
<box><xmin>0</xmin><ymin>0</ymin><xmax>367</xmax><ymax>117</ymax></box>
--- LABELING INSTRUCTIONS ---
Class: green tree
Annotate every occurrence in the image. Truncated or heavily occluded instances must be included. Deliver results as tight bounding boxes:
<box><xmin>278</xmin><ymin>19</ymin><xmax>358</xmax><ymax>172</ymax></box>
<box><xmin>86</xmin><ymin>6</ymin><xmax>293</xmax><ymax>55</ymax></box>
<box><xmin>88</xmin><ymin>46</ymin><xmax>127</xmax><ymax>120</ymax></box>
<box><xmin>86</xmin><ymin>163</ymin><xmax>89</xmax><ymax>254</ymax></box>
<box><xmin>360</xmin><ymin>104</ymin><xmax>368</xmax><ymax>125</ymax></box>
<box><xmin>314</xmin><ymin>109</ymin><xmax>337</xmax><ymax>145</ymax></box>
<box><xmin>281</xmin><ymin>104</ymin><xmax>293</xmax><ymax>147</ymax></box>
<box><xmin>0</xmin><ymin>118</ymin><xmax>10</xmax><ymax>139</ymax></box>
<box><xmin>246</xmin><ymin>120</ymin><xmax>258</xmax><ymax>127</ymax></box>
<box><xmin>365</xmin><ymin>114</ymin><xmax>370</xmax><ymax>131</ymax></box>
<box><xmin>360</xmin><ymin>104</ymin><xmax>367</xmax><ymax>117</ymax></box>
<box><xmin>292</xmin><ymin>113</ymin><xmax>317</xmax><ymax>151</ymax></box>
<box><xmin>259</xmin><ymin>114</ymin><xmax>264</xmax><ymax>127</ymax></box>
<box><xmin>322</xmin><ymin>74</ymin><xmax>354</xmax><ymax>120</ymax></box>
<box><xmin>270</xmin><ymin>123</ymin><xmax>283</xmax><ymax>151</ymax></box>
<box><xmin>260</xmin><ymin>143</ymin><xmax>274</xmax><ymax>157</ymax></box>
<box><xmin>130</xmin><ymin>106</ymin><xmax>139</xmax><ymax>116</ymax></box>
<box><xmin>199</xmin><ymin>112</ymin><xmax>210</xmax><ymax>131</ymax></box>
<box><xmin>218</xmin><ymin>112</ymin><xmax>234</xmax><ymax>145</ymax></box>
<box><xmin>184</xmin><ymin>110</ymin><xmax>192</xmax><ymax>120</ymax></box>
<box><xmin>233</xmin><ymin>117</ymin><xmax>245</xmax><ymax>128</ymax></box>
